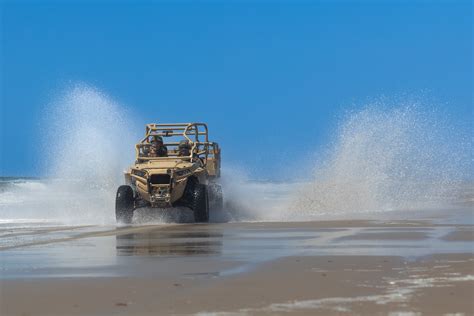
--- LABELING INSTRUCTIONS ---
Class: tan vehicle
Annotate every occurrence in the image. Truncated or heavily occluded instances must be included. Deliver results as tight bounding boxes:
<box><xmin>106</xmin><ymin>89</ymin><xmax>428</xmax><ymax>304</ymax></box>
<box><xmin>115</xmin><ymin>123</ymin><xmax>222</xmax><ymax>224</ymax></box>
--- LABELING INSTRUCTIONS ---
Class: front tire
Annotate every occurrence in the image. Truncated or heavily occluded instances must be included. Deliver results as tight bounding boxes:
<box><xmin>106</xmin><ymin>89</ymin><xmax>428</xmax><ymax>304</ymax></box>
<box><xmin>191</xmin><ymin>184</ymin><xmax>209</xmax><ymax>223</ymax></box>
<box><xmin>115</xmin><ymin>185</ymin><xmax>135</xmax><ymax>224</ymax></box>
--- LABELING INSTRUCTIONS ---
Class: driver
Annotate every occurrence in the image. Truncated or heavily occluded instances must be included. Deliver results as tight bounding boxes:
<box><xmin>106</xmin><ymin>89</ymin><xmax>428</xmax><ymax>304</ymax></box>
<box><xmin>178</xmin><ymin>140</ymin><xmax>191</xmax><ymax>156</ymax></box>
<box><xmin>149</xmin><ymin>135</ymin><xmax>168</xmax><ymax>157</ymax></box>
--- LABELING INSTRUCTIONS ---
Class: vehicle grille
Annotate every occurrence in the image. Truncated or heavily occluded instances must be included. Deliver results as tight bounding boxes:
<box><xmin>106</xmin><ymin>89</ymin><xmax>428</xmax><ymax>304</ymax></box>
<box><xmin>149</xmin><ymin>174</ymin><xmax>171</xmax><ymax>184</ymax></box>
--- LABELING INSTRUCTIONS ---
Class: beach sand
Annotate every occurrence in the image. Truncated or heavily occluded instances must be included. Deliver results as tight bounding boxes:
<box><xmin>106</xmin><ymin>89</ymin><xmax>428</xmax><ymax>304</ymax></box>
<box><xmin>1</xmin><ymin>220</ymin><xmax>473</xmax><ymax>315</ymax></box>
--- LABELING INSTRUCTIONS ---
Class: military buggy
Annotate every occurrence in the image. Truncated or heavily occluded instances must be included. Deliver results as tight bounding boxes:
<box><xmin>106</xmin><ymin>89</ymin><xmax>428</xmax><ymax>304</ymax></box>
<box><xmin>115</xmin><ymin>123</ymin><xmax>222</xmax><ymax>224</ymax></box>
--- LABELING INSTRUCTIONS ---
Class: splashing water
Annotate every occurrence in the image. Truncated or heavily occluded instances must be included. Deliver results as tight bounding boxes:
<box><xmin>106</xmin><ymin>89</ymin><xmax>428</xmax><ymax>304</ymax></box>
<box><xmin>0</xmin><ymin>89</ymin><xmax>470</xmax><ymax>225</ymax></box>
<box><xmin>289</xmin><ymin>102</ymin><xmax>470</xmax><ymax>218</ymax></box>
<box><xmin>219</xmin><ymin>167</ymin><xmax>296</xmax><ymax>221</ymax></box>
<box><xmin>44</xmin><ymin>84</ymin><xmax>135</xmax><ymax>185</ymax></box>
<box><xmin>0</xmin><ymin>84</ymin><xmax>137</xmax><ymax>225</ymax></box>
<box><xmin>220</xmin><ymin>102</ymin><xmax>470</xmax><ymax>221</ymax></box>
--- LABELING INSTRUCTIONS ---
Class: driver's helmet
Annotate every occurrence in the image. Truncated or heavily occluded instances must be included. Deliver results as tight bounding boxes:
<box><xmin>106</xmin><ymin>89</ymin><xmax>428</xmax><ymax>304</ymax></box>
<box><xmin>178</xmin><ymin>140</ymin><xmax>191</xmax><ymax>156</ymax></box>
<box><xmin>178</xmin><ymin>140</ymin><xmax>191</xmax><ymax>149</ymax></box>
<box><xmin>150</xmin><ymin>135</ymin><xmax>164</xmax><ymax>144</ymax></box>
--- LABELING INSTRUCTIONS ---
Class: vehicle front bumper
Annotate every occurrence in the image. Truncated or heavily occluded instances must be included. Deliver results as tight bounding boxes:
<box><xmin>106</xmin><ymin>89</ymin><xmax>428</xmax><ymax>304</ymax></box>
<box><xmin>149</xmin><ymin>186</ymin><xmax>172</xmax><ymax>207</ymax></box>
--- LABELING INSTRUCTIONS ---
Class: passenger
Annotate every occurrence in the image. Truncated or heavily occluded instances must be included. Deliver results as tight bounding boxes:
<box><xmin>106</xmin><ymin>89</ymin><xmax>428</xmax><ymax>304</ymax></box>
<box><xmin>178</xmin><ymin>140</ymin><xmax>191</xmax><ymax>156</ymax></box>
<box><xmin>178</xmin><ymin>140</ymin><xmax>204</xmax><ymax>165</ymax></box>
<box><xmin>149</xmin><ymin>135</ymin><xmax>168</xmax><ymax>157</ymax></box>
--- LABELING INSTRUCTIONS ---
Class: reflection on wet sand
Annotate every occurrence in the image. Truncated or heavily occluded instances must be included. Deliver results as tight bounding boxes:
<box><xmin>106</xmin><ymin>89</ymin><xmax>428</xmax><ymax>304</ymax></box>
<box><xmin>1</xmin><ymin>218</ymin><xmax>473</xmax><ymax>316</ymax></box>
<box><xmin>116</xmin><ymin>227</ymin><xmax>223</xmax><ymax>256</ymax></box>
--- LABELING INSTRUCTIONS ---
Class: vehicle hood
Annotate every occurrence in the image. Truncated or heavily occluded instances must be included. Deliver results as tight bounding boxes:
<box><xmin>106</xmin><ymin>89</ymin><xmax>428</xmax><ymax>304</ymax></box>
<box><xmin>133</xmin><ymin>160</ymin><xmax>195</xmax><ymax>172</ymax></box>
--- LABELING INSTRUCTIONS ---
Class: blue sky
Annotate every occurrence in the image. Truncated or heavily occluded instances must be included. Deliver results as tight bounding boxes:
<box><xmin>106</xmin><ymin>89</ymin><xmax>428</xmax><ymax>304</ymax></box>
<box><xmin>0</xmin><ymin>0</ymin><xmax>472</xmax><ymax>178</ymax></box>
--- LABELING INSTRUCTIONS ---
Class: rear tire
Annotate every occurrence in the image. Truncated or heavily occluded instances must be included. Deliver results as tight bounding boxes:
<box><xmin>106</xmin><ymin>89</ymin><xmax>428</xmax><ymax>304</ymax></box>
<box><xmin>191</xmin><ymin>184</ymin><xmax>209</xmax><ymax>223</ymax></box>
<box><xmin>115</xmin><ymin>185</ymin><xmax>134</xmax><ymax>224</ymax></box>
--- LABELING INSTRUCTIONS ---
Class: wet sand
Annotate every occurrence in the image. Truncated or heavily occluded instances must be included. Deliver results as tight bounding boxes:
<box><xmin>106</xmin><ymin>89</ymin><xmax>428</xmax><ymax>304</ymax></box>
<box><xmin>1</xmin><ymin>220</ymin><xmax>473</xmax><ymax>315</ymax></box>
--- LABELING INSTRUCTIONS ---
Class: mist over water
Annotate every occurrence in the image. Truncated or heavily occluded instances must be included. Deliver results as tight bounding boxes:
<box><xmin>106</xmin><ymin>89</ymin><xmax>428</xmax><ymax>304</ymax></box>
<box><xmin>0</xmin><ymin>85</ymin><xmax>471</xmax><ymax>225</ymax></box>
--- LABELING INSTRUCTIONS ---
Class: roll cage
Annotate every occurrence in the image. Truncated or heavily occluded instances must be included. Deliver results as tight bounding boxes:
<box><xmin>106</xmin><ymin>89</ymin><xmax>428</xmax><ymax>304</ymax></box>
<box><xmin>135</xmin><ymin>123</ymin><xmax>220</xmax><ymax>165</ymax></box>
